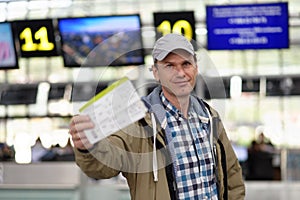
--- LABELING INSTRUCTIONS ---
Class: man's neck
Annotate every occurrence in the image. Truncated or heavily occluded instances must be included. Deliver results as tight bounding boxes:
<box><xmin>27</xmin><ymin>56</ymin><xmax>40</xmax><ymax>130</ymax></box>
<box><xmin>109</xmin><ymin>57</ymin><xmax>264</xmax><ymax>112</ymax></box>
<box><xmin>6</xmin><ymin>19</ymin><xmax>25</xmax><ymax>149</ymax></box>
<box><xmin>163</xmin><ymin>92</ymin><xmax>190</xmax><ymax>118</ymax></box>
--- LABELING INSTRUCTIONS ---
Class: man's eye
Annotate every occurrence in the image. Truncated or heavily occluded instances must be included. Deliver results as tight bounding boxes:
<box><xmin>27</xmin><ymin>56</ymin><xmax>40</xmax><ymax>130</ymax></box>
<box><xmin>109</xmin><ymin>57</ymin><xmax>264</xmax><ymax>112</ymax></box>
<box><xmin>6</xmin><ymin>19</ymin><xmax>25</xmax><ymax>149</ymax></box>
<box><xmin>183</xmin><ymin>62</ymin><xmax>191</xmax><ymax>67</ymax></box>
<box><xmin>164</xmin><ymin>64</ymin><xmax>173</xmax><ymax>68</ymax></box>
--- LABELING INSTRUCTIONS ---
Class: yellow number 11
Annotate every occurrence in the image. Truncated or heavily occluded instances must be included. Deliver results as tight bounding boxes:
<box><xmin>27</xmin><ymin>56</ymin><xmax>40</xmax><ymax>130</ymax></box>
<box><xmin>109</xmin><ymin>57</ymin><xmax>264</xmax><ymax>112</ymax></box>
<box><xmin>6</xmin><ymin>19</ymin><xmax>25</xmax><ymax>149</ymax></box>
<box><xmin>20</xmin><ymin>26</ymin><xmax>54</xmax><ymax>51</ymax></box>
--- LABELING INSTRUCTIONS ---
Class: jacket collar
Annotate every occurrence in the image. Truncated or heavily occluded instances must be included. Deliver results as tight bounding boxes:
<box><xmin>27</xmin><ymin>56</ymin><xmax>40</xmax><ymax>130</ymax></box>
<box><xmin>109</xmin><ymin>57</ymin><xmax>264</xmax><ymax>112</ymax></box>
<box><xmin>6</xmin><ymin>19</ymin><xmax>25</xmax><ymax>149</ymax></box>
<box><xmin>142</xmin><ymin>86</ymin><xmax>210</xmax><ymax>125</ymax></box>
<box><xmin>142</xmin><ymin>85</ymin><xmax>212</xmax><ymax>143</ymax></box>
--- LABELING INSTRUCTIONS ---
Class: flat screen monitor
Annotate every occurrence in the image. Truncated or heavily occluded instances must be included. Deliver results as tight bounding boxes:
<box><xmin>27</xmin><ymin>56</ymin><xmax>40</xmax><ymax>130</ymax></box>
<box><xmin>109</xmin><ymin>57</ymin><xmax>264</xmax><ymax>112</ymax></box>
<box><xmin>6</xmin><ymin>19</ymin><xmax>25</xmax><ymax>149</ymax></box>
<box><xmin>242</xmin><ymin>77</ymin><xmax>260</xmax><ymax>93</ymax></box>
<box><xmin>48</xmin><ymin>83</ymin><xmax>68</xmax><ymax>100</ymax></box>
<box><xmin>0</xmin><ymin>22</ymin><xmax>19</xmax><ymax>70</ymax></box>
<box><xmin>266</xmin><ymin>76</ymin><xmax>300</xmax><ymax>96</ymax></box>
<box><xmin>203</xmin><ymin>77</ymin><xmax>230</xmax><ymax>99</ymax></box>
<box><xmin>206</xmin><ymin>2</ymin><xmax>289</xmax><ymax>50</ymax></box>
<box><xmin>0</xmin><ymin>84</ymin><xmax>38</xmax><ymax>105</ymax></box>
<box><xmin>71</xmin><ymin>82</ymin><xmax>108</xmax><ymax>102</ymax></box>
<box><xmin>232</xmin><ymin>144</ymin><xmax>248</xmax><ymax>162</ymax></box>
<box><xmin>57</xmin><ymin>14</ymin><xmax>144</xmax><ymax>67</ymax></box>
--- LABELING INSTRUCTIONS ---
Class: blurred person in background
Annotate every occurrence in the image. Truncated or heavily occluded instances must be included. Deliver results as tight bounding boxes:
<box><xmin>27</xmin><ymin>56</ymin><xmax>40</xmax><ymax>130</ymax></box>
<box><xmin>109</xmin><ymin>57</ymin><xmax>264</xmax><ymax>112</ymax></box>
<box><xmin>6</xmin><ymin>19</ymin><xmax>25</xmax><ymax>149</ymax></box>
<box><xmin>0</xmin><ymin>142</ymin><xmax>14</xmax><ymax>161</ymax></box>
<box><xmin>246</xmin><ymin>131</ymin><xmax>275</xmax><ymax>181</ymax></box>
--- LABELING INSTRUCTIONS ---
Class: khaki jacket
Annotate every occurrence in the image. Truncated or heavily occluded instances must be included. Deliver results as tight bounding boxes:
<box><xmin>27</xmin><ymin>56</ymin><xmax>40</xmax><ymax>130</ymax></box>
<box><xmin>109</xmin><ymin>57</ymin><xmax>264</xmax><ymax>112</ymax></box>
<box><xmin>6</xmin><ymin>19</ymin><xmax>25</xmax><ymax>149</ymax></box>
<box><xmin>74</xmin><ymin>110</ymin><xmax>245</xmax><ymax>199</ymax></box>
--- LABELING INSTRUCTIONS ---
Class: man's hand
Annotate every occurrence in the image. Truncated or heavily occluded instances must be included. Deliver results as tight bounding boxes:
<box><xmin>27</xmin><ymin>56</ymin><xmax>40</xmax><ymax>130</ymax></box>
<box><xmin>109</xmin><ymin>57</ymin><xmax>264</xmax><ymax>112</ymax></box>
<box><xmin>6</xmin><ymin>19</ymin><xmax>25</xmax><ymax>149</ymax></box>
<box><xmin>69</xmin><ymin>115</ymin><xmax>94</xmax><ymax>151</ymax></box>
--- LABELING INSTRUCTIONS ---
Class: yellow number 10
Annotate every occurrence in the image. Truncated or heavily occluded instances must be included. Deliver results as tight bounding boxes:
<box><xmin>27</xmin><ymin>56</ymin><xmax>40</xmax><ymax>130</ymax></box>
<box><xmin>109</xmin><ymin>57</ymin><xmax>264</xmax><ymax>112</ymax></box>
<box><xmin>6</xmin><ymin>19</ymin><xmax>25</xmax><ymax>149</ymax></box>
<box><xmin>20</xmin><ymin>27</ymin><xmax>54</xmax><ymax>51</ymax></box>
<box><xmin>157</xmin><ymin>20</ymin><xmax>193</xmax><ymax>41</ymax></box>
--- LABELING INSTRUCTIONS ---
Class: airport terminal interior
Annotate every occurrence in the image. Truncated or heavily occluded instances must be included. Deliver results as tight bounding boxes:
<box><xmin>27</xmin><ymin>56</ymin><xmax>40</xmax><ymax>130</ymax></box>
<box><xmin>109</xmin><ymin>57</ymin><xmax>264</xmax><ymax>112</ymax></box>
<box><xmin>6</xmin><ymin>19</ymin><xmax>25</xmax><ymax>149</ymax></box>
<box><xmin>0</xmin><ymin>0</ymin><xmax>300</xmax><ymax>199</ymax></box>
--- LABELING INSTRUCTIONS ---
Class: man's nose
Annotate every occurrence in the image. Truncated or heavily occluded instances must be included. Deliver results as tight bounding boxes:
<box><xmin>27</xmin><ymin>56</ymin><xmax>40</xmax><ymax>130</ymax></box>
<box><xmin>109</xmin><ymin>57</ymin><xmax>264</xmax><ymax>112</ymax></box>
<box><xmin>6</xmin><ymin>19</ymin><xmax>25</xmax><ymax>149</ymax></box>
<box><xmin>174</xmin><ymin>65</ymin><xmax>186</xmax><ymax>75</ymax></box>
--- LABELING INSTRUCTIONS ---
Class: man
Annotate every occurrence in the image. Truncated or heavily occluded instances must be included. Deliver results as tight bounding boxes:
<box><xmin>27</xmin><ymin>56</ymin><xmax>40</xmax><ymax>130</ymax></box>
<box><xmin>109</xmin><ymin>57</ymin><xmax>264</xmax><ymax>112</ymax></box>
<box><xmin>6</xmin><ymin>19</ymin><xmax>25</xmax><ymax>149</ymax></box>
<box><xmin>69</xmin><ymin>33</ymin><xmax>245</xmax><ymax>200</ymax></box>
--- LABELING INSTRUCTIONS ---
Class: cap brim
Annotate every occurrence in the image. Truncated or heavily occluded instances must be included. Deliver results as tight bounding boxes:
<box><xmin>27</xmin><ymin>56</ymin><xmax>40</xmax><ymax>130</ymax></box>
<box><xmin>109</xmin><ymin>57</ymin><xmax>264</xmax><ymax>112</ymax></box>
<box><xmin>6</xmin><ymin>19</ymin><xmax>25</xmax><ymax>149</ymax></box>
<box><xmin>155</xmin><ymin>47</ymin><xmax>194</xmax><ymax>61</ymax></box>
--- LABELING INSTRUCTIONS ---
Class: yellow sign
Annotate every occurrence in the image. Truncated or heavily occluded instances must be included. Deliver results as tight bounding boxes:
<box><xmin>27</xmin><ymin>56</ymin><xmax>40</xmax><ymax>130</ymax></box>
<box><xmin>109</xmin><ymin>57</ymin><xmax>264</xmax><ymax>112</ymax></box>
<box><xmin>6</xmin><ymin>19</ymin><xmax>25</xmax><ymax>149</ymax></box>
<box><xmin>157</xmin><ymin>19</ymin><xmax>193</xmax><ymax>41</ymax></box>
<box><xmin>154</xmin><ymin>11</ymin><xmax>196</xmax><ymax>42</ymax></box>
<box><xmin>20</xmin><ymin>26</ymin><xmax>54</xmax><ymax>51</ymax></box>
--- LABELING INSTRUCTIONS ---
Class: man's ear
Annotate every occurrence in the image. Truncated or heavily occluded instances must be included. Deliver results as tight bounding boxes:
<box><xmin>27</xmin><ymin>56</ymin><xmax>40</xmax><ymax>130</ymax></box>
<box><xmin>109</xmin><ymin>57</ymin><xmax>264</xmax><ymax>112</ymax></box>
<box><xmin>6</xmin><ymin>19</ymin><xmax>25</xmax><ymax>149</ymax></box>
<box><xmin>152</xmin><ymin>65</ymin><xmax>159</xmax><ymax>82</ymax></box>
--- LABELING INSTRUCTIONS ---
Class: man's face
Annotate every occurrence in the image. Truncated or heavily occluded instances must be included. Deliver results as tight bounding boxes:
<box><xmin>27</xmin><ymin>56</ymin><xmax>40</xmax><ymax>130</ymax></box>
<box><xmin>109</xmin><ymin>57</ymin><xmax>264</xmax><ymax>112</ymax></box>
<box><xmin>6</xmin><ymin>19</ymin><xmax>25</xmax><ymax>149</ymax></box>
<box><xmin>152</xmin><ymin>49</ymin><xmax>198</xmax><ymax>101</ymax></box>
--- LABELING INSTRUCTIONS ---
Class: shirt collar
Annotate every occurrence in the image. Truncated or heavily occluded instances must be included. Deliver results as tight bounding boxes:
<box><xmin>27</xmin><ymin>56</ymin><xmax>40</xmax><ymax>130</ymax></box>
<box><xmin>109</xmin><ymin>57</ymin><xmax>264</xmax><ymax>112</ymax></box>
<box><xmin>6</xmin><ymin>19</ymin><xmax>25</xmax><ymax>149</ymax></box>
<box><xmin>160</xmin><ymin>92</ymin><xmax>196</xmax><ymax>119</ymax></box>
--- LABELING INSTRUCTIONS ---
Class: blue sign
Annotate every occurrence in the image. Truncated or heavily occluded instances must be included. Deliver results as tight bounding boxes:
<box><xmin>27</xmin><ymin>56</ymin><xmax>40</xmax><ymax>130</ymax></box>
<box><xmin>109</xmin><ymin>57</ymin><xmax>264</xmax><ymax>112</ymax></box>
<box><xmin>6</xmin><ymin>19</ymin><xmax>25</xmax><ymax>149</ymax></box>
<box><xmin>206</xmin><ymin>2</ymin><xmax>289</xmax><ymax>50</ymax></box>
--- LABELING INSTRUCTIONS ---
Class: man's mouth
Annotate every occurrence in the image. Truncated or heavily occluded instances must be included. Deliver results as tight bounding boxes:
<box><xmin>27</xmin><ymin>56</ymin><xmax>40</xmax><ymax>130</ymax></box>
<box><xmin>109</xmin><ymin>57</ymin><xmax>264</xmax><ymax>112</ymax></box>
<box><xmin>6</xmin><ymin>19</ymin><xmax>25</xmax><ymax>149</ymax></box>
<box><xmin>174</xmin><ymin>80</ymin><xmax>189</xmax><ymax>86</ymax></box>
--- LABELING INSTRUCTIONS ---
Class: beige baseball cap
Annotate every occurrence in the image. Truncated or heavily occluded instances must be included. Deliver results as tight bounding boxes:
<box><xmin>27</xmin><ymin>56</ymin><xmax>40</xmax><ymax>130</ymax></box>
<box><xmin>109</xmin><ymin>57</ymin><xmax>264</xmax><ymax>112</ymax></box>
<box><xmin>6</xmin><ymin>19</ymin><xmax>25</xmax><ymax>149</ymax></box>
<box><xmin>152</xmin><ymin>33</ymin><xmax>195</xmax><ymax>61</ymax></box>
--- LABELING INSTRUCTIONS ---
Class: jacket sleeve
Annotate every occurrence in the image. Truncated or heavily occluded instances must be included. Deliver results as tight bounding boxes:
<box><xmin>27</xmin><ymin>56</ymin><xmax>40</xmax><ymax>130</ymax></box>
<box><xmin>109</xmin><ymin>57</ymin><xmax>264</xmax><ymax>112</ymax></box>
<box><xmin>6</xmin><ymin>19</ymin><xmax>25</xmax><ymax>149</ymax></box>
<box><xmin>74</xmin><ymin>123</ymin><xmax>142</xmax><ymax>180</ymax></box>
<box><xmin>216</xmin><ymin>116</ymin><xmax>246</xmax><ymax>200</ymax></box>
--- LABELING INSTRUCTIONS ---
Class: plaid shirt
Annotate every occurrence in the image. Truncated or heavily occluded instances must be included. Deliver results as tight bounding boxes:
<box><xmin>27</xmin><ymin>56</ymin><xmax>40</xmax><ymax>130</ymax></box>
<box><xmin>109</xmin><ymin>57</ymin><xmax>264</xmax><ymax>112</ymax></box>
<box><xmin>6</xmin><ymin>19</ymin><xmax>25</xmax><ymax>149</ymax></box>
<box><xmin>161</xmin><ymin>94</ymin><xmax>218</xmax><ymax>200</ymax></box>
